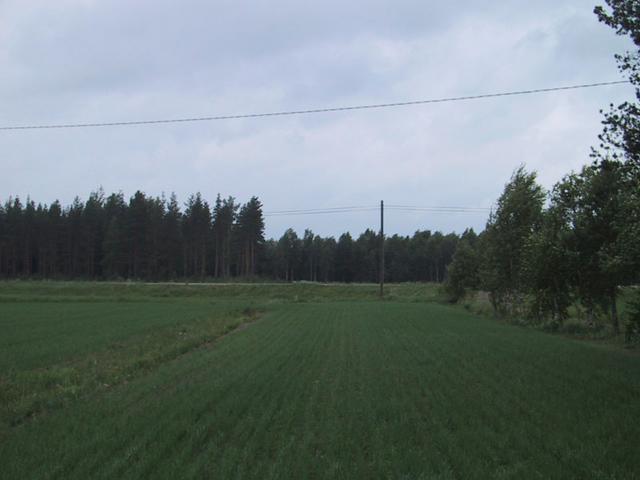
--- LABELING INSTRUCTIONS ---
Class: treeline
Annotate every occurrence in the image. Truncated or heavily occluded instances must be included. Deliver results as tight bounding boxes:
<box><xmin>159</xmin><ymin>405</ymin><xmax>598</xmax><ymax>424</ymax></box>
<box><xmin>0</xmin><ymin>191</ymin><xmax>265</xmax><ymax>280</ymax></box>
<box><xmin>445</xmin><ymin>0</ymin><xmax>640</xmax><ymax>338</ymax></box>
<box><xmin>0</xmin><ymin>190</ymin><xmax>465</xmax><ymax>283</ymax></box>
<box><xmin>263</xmin><ymin>228</ymin><xmax>461</xmax><ymax>283</ymax></box>
<box><xmin>445</xmin><ymin>164</ymin><xmax>639</xmax><ymax>335</ymax></box>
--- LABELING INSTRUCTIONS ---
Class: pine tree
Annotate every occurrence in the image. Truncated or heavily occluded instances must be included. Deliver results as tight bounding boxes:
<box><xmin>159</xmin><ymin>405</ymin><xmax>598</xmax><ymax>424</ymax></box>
<box><xmin>386</xmin><ymin>234</ymin><xmax>411</xmax><ymax>282</ymax></box>
<box><xmin>409</xmin><ymin>231</ymin><xmax>432</xmax><ymax>282</ymax></box>
<box><xmin>335</xmin><ymin>233</ymin><xmax>355</xmax><ymax>283</ymax></box>
<box><xmin>102</xmin><ymin>193</ymin><xmax>127</xmax><ymax>278</ymax></box>
<box><xmin>235</xmin><ymin>197</ymin><xmax>265</xmax><ymax>277</ymax></box>
<box><xmin>22</xmin><ymin>199</ymin><xmax>36</xmax><ymax>276</ymax></box>
<box><xmin>83</xmin><ymin>189</ymin><xmax>105</xmax><ymax>278</ymax></box>
<box><xmin>317</xmin><ymin>236</ymin><xmax>336</xmax><ymax>282</ymax></box>
<box><xmin>0</xmin><ymin>202</ymin><xmax>7</xmax><ymax>277</ymax></box>
<box><xmin>212</xmin><ymin>196</ymin><xmax>237</xmax><ymax>278</ymax></box>
<box><xmin>301</xmin><ymin>229</ymin><xmax>316</xmax><ymax>281</ymax></box>
<box><xmin>183</xmin><ymin>193</ymin><xmax>211</xmax><ymax>279</ymax></box>
<box><xmin>160</xmin><ymin>193</ymin><xmax>183</xmax><ymax>279</ymax></box>
<box><xmin>128</xmin><ymin>191</ymin><xmax>150</xmax><ymax>279</ymax></box>
<box><xmin>46</xmin><ymin>201</ymin><xmax>63</xmax><ymax>277</ymax></box>
<box><xmin>277</xmin><ymin>229</ymin><xmax>300</xmax><ymax>281</ymax></box>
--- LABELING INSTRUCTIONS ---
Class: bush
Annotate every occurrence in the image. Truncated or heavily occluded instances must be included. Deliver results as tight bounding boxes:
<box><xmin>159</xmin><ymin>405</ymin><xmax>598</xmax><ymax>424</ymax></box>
<box><xmin>561</xmin><ymin>322</ymin><xmax>603</xmax><ymax>336</ymax></box>
<box><xmin>541</xmin><ymin>320</ymin><xmax>561</xmax><ymax>333</ymax></box>
<box><xmin>624</xmin><ymin>292</ymin><xmax>640</xmax><ymax>344</ymax></box>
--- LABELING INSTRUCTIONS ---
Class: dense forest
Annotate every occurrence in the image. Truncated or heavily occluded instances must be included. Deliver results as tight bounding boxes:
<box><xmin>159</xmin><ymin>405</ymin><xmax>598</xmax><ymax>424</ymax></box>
<box><xmin>0</xmin><ymin>190</ymin><xmax>466</xmax><ymax>283</ymax></box>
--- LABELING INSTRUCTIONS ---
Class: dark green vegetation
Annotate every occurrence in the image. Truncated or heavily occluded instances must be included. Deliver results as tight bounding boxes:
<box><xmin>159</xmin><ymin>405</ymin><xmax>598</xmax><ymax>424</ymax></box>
<box><xmin>0</xmin><ymin>190</ymin><xmax>461</xmax><ymax>284</ymax></box>
<box><xmin>2</xmin><ymin>282</ymin><xmax>640</xmax><ymax>479</ymax></box>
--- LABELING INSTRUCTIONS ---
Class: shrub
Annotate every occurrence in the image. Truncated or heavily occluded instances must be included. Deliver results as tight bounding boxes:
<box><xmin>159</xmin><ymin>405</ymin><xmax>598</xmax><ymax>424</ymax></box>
<box><xmin>624</xmin><ymin>292</ymin><xmax>640</xmax><ymax>344</ymax></box>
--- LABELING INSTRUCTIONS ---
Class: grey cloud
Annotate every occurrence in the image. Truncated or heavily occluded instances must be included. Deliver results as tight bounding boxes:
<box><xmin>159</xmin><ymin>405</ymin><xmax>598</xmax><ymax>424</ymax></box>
<box><xmin>0</xmin><ymin>0</ymin><xmax>634</xmax><ymax>238</ymax></box>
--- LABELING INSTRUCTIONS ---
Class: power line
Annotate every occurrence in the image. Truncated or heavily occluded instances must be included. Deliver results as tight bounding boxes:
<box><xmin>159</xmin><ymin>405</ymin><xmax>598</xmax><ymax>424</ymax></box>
<box><xmin>265</xmin><ymin>205</ymin><xmax>377</xmax><ymax>215</ymax></box>
<box><xmin>264</xmin><ymin>207</ymin><xmax>379</xmax><ymax>217</ymax></box>
<box><xmin>386</xmin><ymin>204</ymin><xmax>492</xmax><ymax>212</ymax></box>
<box><xmin>264</xmin><ymin>204</ymin><xmax>491</xmax><ymax>217</ymax></box>
<box><xmin>389</xmin><ymin>209</ymin><xmax>489</xmax><ymax>215</ymax></box>
<box><xmin>0</xmin><ymin>80</ymin><xmax>629</xmax><ymax>131</ymax></box>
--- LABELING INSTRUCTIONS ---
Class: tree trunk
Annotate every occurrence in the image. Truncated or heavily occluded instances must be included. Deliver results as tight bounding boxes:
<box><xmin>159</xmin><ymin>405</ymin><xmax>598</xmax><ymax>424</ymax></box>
<box><xmin>183</xmin><ymin>246</ymin><xmax>187</xmax><ymax>279</ymax></box>
<box><xmin>586</xmin><ymin>306</ymin><xmax>595</xmax><ymax>327</ymax></box>
<box><xmin>611</xmin><ymin>291</ymin><xmax>619</xmax><ymax>335</ymax></box>
<box><xmin>214</xmin><ymin>235</ymin><xmax>219</xmax><ymax>278</ymax></box>
<box><xmin>250</xmin><ymin>242</ymin><xmax>255</xmax><ymax>276</ymax></box>
<box><xmin>24</xmin><ymin>237</ymin><xmax>31</xmax><ymax>276</ymax></box>
<box><xmin>201</xmin><ymin>240</ymin><xmax>206</xmax><ymax>279</ymax></box>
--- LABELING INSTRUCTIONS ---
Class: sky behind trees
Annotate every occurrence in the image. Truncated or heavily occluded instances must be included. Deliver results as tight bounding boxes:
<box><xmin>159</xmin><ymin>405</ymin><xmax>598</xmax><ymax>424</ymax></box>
<box><xmin>1</xmin><ymin>0</ymin><xmax>635</xmax><ymax>237</ymax></box>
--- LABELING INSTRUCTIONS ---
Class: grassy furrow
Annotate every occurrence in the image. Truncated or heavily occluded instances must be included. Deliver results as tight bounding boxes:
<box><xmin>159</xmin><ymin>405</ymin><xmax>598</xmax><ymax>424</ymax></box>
<box><xmin>59</xmin><ymin>311</ymin><xmax>286</xmax><ymax>478</ymax></box>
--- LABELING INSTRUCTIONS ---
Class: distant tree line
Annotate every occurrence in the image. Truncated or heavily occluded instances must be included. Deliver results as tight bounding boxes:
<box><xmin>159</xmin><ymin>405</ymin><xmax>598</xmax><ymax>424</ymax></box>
<box><xmin>0</xmin><ymin>191</ymin><xmax>265</xmax><ymax>281</ymax></box>
<box><xmin>263</xmin><ymin>228</ymin><xmax>461</xmax><ymax>283</ymax></box>
<box><xmin>446</xmin><ymin>1</ymin><xmax>640</xmax><ymax>339</ymax></box>
<box><xmin>0</xmin><ymin>190</ymin><xmax>465</xmax><ymax>283</ymax></box>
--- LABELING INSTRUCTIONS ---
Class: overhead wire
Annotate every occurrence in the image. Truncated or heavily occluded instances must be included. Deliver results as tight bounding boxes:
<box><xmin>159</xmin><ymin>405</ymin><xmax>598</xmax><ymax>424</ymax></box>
<box><xmin>0</xmin><ymin>80</ymin><xmax>629</xmax><ymax>131</ymax></box>
<box><xmin>264</xmin><ymin>205</ymin><xmax>377</xmax><ymax>214</ymax></box>
<box><xmin>264</xmin><ymin>204</ymin><xmax>492</xmax><ymax>217</ymax></box>
<box><xmin>386</xmin><ymin>204</ymin><xmax>492</xmax><ymax>212</ymax></box>
<box><xmin>264</xmin><ymin>207</ymin><xmax>379</xmax><ymax>217</ymax></box>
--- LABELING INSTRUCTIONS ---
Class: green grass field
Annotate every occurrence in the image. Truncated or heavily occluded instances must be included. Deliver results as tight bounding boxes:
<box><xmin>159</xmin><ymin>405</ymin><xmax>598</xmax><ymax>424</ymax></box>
<box><xmin>1</xmin><ymin>282</ymin><xmax>639</xmax><ymax>479</ymax></box>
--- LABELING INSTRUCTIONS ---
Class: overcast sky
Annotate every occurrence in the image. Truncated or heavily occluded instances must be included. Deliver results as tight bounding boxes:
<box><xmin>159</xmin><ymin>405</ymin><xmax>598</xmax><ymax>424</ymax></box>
<box><xmin>0</xmin><ymin>0</ymin><xmax>635</xmax><ymax>238</ymax></box>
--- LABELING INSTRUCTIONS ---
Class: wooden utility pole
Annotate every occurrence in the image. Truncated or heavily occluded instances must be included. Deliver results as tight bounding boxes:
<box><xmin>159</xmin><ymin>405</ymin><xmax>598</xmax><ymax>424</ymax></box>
<box><xmin>380</xmin><ymin>200</ymin><xmax>384</xmax><ymax>298</ymax></box>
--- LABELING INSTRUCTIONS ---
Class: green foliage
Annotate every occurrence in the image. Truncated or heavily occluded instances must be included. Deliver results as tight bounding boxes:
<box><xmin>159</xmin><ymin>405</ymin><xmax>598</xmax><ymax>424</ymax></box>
<box><xmin>594</xmin><ymin>1</ymin><xmax>640</xmax><ymax>166</ymax></box>
<box><xmin>212</xmin><ymin>195</ymin><xmax>239</xmax><ymax>278</ymax></box>
<box><xmin>0</xmin><ymin>192</ymin><xmax>466</xmax><ymax>285</ymax></box>
<box><xmin>481</xmin><ymin>166</ymin><xmax>545</xmax><ymax>316</ymax></box>
<box><xmin>522</xmin><ymin>207</ymin><xmax>574</xmax><ymax>322</ymax></box>
<box><xmin>439</xmin><ymin>1</ymin><xmax>640</xmax><ymax>333</ymax></box>
<box><xmin>624</xmin><ymin>289</ymin><xmax>640</xmax><ymax>343</ymax></box>
<box><xmin>444</xmin><ymin>232</ymin><xmax>480</xmax><ymax>301</ymax></box>
<box><xmin>182</xmin><ymin>193</ymin><xmax>212</xmax><ymax>278</ymax></box>
<box><xmin>235</xmin><ymin>196</ymin><xmax>265</xmax><ymax>277</ymax></box>
<box><xmin>550</xmin><ymin>160</ymin><xmax>634</xmax><ymax>333</ymax></box>
<box><xmin>276</xmin><ymin>228</ymin><xmax>301</xmax><ymax>281</ymax></box>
